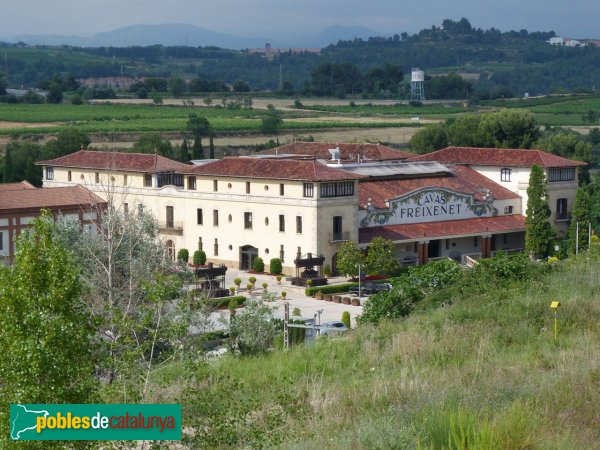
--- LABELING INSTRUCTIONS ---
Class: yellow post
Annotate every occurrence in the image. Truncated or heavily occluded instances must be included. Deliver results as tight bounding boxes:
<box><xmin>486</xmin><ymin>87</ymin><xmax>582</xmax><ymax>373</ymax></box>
<box><xmin>550</xmin><ymin>301</ymin><xmax>561</xmax><ymax>342</ymax></box>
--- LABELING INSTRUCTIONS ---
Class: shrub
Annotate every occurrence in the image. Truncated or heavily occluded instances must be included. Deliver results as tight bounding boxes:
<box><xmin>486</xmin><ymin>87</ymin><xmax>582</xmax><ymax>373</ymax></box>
<box><xmin>193</xmin><ymin>250</ymin><xmax>206</xmax><ymax>266</ymax></box>
<box><xmin>341</xmin><ymin>311</ymin><xmax>351</xmax><ymax>329</ymax></box>
<box><xmin>234</xmin><ymin>277</ymin><xmax>242</xmax><ymax>286</ymax></box>
<box><xmin>306</xmin><ymin>279</ymin><xmax>313</xmax><ymax>287</ymax></box>
<box><xmin>358</xmin><ymin>283</ymin><xmax>422</xmax><ymax>324</ymax></box>
<box><xmin>246</xmin><ymin>283</ymin><xmax>253</xmax><ymax>291</ymax></box>
<box><xmin>262</xmin><ymin>282</ymin><xmax>268</xmax><ymax>290</ymax></box>
<box><xmin>177</xmin><ymin>248</ymin><xmax>189</xmax><ymax>263</ymax></box>
<box><xmin>201</xmin><ymin>295</ymin><xmax>246</xmax><ymax>309</ymax></box>
<box><xmin>304</xmin><ymin>281</ymin><xmax>388</xmax><ymax>296</ymax></box>
<box><xmin>323</xmin><ymin>264</ymin><xmax>331</xmax><ymax>277</ymax></box>
<box><xmin>228</xmin><ymin>298</ymin><xmax>238</xmax><ymax>311</ymax></box>
<box><xmin>269</xmin><ymin>258</ymin><xmax>282</xmax><ymax>275</ymax></box>
<box><xmin>281</xmin><ymin>291</ymin><xmax>287</xmax><ymax>299</ymax></box>
<box><xmin>276</xmin><ymin>275</ymin><xmax>282</xmax><ymax>283</ymax></box>
<box><xmin>292</xmin><ymin>307</ymin><xmax>301</xmax><ymax>316</ymax></box>
<box><xmin>253</xmin><ymin>257</ymin><xmax>265</xmax><ymax>272</ymax></box>
<box><xmin>249</xmin><ymin>276</ymin><xmax>257</xmax><ymax>285</ymax></box>
<box><xmin>548</xmin><ymin>256</ymin><xmax>560</xmax><ymax>264</ymax></box>
<box><xmin>229</xmin><ymin>286</ymin><xmax>236</xmax><ymax>295</ymax></box>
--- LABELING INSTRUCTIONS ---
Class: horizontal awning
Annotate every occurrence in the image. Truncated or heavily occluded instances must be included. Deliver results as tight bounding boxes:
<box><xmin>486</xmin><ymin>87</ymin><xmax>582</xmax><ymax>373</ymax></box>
<box><xmin>359</xmin><ymin>215</ymin><xmax>526</xmax><ymax>244</ymax></box>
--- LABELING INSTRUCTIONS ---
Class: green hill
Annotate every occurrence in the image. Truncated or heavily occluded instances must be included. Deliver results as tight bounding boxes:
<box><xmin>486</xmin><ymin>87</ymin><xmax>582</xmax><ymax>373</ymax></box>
<box><xmin>137</xmin><ymin>251</ymin><xmax>600</xmax><ymax>449</ymax></box>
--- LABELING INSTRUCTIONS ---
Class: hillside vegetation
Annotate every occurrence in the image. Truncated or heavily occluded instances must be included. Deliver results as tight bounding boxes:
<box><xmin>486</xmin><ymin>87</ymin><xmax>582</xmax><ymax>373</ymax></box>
<box><xmin>139</xmin><ymin>251</ymin><xmax>600</xmax><ymax>449</ymax></box>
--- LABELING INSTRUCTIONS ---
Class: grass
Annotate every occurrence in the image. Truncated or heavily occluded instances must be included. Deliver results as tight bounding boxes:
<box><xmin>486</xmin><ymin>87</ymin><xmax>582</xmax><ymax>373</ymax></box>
<box><xmin>130</xmin><ymin>251</ymin><xmax>600</xmax><ymax>449</ymax></box>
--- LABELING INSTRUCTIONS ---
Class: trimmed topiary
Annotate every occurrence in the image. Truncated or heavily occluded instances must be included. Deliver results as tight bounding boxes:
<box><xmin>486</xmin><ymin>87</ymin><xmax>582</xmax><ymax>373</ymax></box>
<box><xmin>177</xmin><ymin>248</ymin><xmax>189</xmax><ymax>263</ymax></box>
<box><xmin>269</xmin><ymin>258</ymin><xmax>282</xmax><ymax>275</ymax></box>
<box><xmin>193</xmin><ymin>250</ymin><xmax>206</xmax><ymax>266</ymax></box>
<box><xmin>253</xmin><ymin>257</ymin><xmax>265</xmax><ymax>272</ymax></box>
<box><xmin>234</xmin><ymin>277</ymin><xmax>242</xmax><ymax>286</ymax></box>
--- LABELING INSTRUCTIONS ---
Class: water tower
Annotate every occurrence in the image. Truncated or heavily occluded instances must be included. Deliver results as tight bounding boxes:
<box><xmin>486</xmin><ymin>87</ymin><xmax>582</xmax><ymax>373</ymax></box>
<box><xmin>410</xmin><ymin>68</ymin><xmax>425</xmax><ymax>101</ymax></box>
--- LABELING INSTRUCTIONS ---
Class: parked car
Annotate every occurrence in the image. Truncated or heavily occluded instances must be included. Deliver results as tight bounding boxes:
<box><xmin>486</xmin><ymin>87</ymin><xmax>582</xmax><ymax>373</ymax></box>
<box><xmin>349</xmin><ymin>282</ymin><xmax>392</xmax><ymax>296</ymax></box>
<box><xmin>319</xmin><ymin>321</ymin><xmax>348</xmax><ymax>335</ymax></box>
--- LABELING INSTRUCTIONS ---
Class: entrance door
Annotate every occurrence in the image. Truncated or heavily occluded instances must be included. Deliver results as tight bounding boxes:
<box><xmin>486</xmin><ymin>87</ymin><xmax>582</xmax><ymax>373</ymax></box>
<box><xmin>331</xmin><ymin>252</ymin><xmax>339</xmax><ymax>276</ymax></box>
<box><xmin>428</xmin><ymin>240</ymin><xmax>440</xmax><ymax>258</ymax></box>
<box><xmin>240</xmin><ymin>245</ymin><xmax>259</xmax><ymax>270</ymax></box>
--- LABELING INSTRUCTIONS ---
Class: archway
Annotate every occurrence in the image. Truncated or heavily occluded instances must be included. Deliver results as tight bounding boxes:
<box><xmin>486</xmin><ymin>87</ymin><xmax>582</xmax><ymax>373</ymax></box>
<box><xmin>240</xmin><ymin>245</ymin><xmax>258</xmax><ymax>270</ymax></box>
<box><xmin>331</xmin><ymin>252</ymin><xmax>339</xmax><ymax>276</ymax></box>
<box><xmin>166</xmin><ymin>240</ymin><xmax>175</xmax><ymax>261</ymax></box>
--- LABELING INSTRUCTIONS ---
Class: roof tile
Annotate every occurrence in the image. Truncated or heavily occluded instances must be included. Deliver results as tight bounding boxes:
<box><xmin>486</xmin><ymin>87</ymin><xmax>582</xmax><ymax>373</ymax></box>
<box><xmin>0</xmin><ymin>185</ymin><xmax>106</xmax><ymax>211</ymax></box>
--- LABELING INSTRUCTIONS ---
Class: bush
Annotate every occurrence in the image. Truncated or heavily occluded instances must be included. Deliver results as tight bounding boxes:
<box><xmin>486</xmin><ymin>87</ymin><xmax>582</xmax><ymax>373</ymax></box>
<box><xmin>341</xmin><ymin>311</ymin><xmax>351</xmax><ymax>329</ymax></box>
<box><xmin>304</xmin><ymin>281</ymin><xmax>388</xmax><ymax>296</ymax></box>
<box><xmin>234</xmin><ymin>277</ymin><xmax>242</xmax><ymax>286</ymax></box>
<box><xmin>269</xmin><ymin>258</ymin><xmax>282</xmax><ymax>275</ymax></box>
<box><xmin>253</xmin><ymin>257</ymin><xmax>265</xmax><ymax>273</ymax></box>
<box><xmin>262</xmin><ymin>282</ymin><xmax>268</xmax><ymax>290</ymax></box>
<box><xmin>292</xmin><ymin>307</ymin><xmax>301</xmax><ymax>316</ymax></box>
<box><xmin>358</xmin><ymin>283</ymin><xmax>422</xmax><ymax>324</ymax></box>
<box><xmin>323</xmin><ymin>264</ymin><xmax>331</xmax><ymax>277</ymax></box>
<box><xmin>249</xmin><ymin>276</ymin><xmax>257</xmax><ymax>285</ymax></box>
<box><xmin>228</xmin><ymin>298</ymin><xmax>238</xmax><ymax>311</ymax></box>
<box><xmin>177</xmin><ymin>248</ymin><xmax>189</xmax><ymax>263</ymax></box>
<box><xmin>201</xmin><ymin>296</ymin><xmax>246</xmax><ymax>309</ymax></box>
<box><xmin>193</xmin><ymin>250</ymin><xmax>206</xmax><ymax>266</ymax></box>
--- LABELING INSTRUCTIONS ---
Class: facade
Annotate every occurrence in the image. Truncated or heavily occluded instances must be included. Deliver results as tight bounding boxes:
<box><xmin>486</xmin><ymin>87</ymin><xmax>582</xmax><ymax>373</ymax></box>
<box><xmin>0</xmin><ymin>181</ymin><xmax>106</xmax><ymax>264</ymax></box>
<box><xmin>36</xmin><ymin>144</ymin><xmax>584</xmax><ymax>274</ymax></box>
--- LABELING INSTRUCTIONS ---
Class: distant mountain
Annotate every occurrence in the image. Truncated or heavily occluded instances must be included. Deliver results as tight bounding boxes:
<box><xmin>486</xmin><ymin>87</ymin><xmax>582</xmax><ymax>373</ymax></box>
<box><xmin>11</xmin><ymin>24</ymin><xmax>290</xmax><ymax>49</ymax></box>
<box><xmin>8</xmin><ymin>23</ymin><xmax>384</xmax><ymax>49</ymax></box>
<box><xmin>310</xmin><ymin>24</ymin><xmax>384</xmax><ymax>47</ymax></box>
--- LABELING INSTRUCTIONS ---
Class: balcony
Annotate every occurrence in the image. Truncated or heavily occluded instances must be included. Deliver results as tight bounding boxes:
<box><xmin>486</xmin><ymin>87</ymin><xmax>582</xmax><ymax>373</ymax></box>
<box><xmin>329</xmin><ymin>231</ymin><xmax>350</xmax><ymax>242</ymax></box>
<box><xmin>159</xmin><ymin>221</ymin><xmax>184</xmax><ymax>236</ymax></box>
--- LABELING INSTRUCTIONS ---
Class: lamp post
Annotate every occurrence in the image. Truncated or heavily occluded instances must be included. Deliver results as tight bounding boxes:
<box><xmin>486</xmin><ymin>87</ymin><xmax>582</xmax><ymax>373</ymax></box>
<box><xmin>357</xmin><ymin>264</ymin><xmax>362</xmax><ymax>298</ymax></box>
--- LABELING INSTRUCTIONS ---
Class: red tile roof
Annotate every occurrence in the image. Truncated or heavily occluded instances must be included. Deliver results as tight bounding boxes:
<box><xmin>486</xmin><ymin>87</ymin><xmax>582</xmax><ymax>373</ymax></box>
<box><xmin>408</xmin><ymin>146</ymin><xmax>586</xmax><ymax>168</ymax></box>
<box><xmin>0</xmin><ymin>181</ymin><xmax>36</xmax><ymax>191</ymax></box>
<box><xmin>191</xmin><ymin>157</ymin><xmax>364</xmax><ymax>182</ymax></box>
<box><xmin>359</xmin><ymin>215</ymin><xmax>526</xmax><ymax>243</ymax></box>
<box><xmin>36</xmin><ymin>150</ymin><xmax>195</xmax><ymax>173</ymax></box>
<box><xmin>259</xmin><ymin>142</ymin><xmax>412</xmax><ymax>161</ymax></box>
<box><xmin>359</xmin><ymin>165</ymin><xmax>519</xmax><ymax>209</ymax></box>
<box><xmin>0</xmin><ymin>185</ymin><xmax>106</xmax><ymax>212</ymax></box>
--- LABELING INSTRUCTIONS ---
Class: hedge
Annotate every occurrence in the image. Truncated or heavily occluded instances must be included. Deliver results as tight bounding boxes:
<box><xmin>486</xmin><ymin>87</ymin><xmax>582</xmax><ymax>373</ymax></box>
<box><xmin>304</xmin><ymin>280</ymin><xmax>390</xmax><ymax>296</ymax></box>
<box><xmin>201</xmin><ymin>295</ymin><xmax>246</xmax><ymax>309</ymax></box>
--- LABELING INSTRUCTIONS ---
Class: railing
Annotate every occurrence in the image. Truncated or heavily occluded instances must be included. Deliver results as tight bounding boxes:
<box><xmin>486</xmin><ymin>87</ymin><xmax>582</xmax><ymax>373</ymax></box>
<box><xmin>158</xmin><ymin>221</ymin><xmax>184</xmax><ymax>235</ymax></box>
<box><xmin>398</xmin><ymin>258</ymin><xmax>418</xmax><ymax>267</ymax></box>
<box><xmin>461</xmin><ymin>253</ymin><xmax>482</xmax><ymax>268</ymax></box>
<box><xmin>329</xmin><ymin>231</ymin><xmax>350</xmax><ymax>242</ymax></box>
<box><xmin>428</xmin><ymin>256</ymin><xmax>454</xmax><ymax>262</ymax></box>
<box><xmin>555</xmin><ymin>213</ymin><xmax>572</xmax><ymax>223</ymax></box>
<box><xmin>491</xmin><ymin>248</ymin><xmax>525</xmax><ymax>257</ymax></box>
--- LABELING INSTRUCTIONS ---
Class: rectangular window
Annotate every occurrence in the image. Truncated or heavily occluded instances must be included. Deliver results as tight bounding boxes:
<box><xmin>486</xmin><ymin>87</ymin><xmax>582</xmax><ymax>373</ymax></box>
<box><xmin>214</xmin><ymin>238</ymin><xmax>219</xmax><ymax>257</ymax></box>
<box><xmin>124</xmin><ymin>174</ymin><xmax>128</xmax><ymax>185</ymax></box>
<box><xmin>279</xmin><ymin>214</ymin><xmax>285</xmax><ymax>232</ymax></box>
<box><xmin>157</xmin><ymin>172</ymin><xmax>184</xmax><ymax>188</ymax></box>
<box><xmin>280</xmin><ymin>183</ymin><xmax>285</xmax><ymax>196</ymax></box>
<box><xmin>166</xmin><ymin>206</ymin><xmax>174</xmax><ymax>229</ymax></box>
<box><xmin>297</xmin><ymin>246</ymin><xmax>302</xmax><ymax>258</ymax></box>
<box><xmin>333</xmin><ymin>216</ymin><xmax>343</xmax><ymax>241</ymax></box>
<box><xmin>213</xmin><ymin>210</ymin><xmax>219</xmax><ymax>227</ymax></box>
<box><xmin>557</xmin><ymin>198</ymin><xmax>568</xmax><ymax>220</ymax></box>
<box><xmin>244</xmin><ymin>212</ymin><xmax>253</xmax><ymax>229</ymax></box>
<box><xmin>213</xmin><ymin>180</ymin><xmax>218</xmax><ymax>192</ymax></box>
<box><xmin>197</xmin><ymin>208</ymin><xmax>203</xmax><ymax>225</ymax></box>
<box><xmin>188</xmin><ymin>176</ymin><xmax>196</xmax><ymax>190</ymax></box>
<box><xmin>280</xmin><ymin>245</ymin><xmax>284</xmax><ymax>263</ymax></box>
<box><xmin>68</xmin><ymin>170</ymin><xmax>72</xmax><ymax>182</ymax></box>
<box><xmin>124</xmin><ymin>203</ymin><xmax>129</xmax><ymax>215</ymax></box>
<box><xmin>95</xmin><ymin>172</ymin><xmax>100</xmax><ymax>184</ymax></box>
<box><xmin>474</xmin><ymin>236</ymin><xmax>479</xmax><ymax>247</ymax></box>
<box><xmin>296</xmin><ymin>216</ymin><xmax>302</xmax><ymax>234</ymax></box>
<box><xmin>504</xmin><ymin>205</ymin><xmax>513</xmax><ymax>214</ymax></box>
<box><xmin>548</xmin><ymin>168</ymin><xmax>576</xmax><ymax>182</ymax></box>
<box><xmin>501</xmin><ymin>168</ymin><xmax>511</xmax><ymax>182</ymax></box>
<box><xmin>46</xmin><ymin>167</ymin><xmax>54</xmax><ymax>180</ymax></box>
<box><xmin>144</xmin><ymin>174</ymin><xmax>152</xmax><ymax>187</ymax></box>
<box><xmin>321</xmin><ymin>181</ymin><xmax>354</xmax><ymax>198</ymax></box>
<box><xmin>303</xmin><ymin>183</ymin><xmax>314</xmax><ymax>198</ymax></box>
<box><xmin>0</xmin><ymin>231</ymin><xmax>3</xmax><ymax>251</ymax></box>
<box><xmin>246</xmin><ymin>182</ymin><xmax>251</xmax><ymax>194</ymax></box>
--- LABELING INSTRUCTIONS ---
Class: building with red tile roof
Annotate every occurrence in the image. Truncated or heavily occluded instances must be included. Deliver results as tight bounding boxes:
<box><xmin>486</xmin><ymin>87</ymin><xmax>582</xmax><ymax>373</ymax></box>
<box><xmin>0</xmin><ymin>184</ymin><xmax>106</xmax><ymax>264</ymax></box>
<box><xmin>259</xmin><ymin>142</ymin><xmax>412</xmax><ymax>161</ymax></box>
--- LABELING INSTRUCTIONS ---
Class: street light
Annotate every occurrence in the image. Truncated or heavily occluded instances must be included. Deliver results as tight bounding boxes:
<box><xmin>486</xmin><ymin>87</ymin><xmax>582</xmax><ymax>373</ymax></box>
<box><xmin>316</xmin><ymin>308</ymin><xmax>324</xmax><ymax>326</ymax></box>
<box><xmin>357</xmin><ymin>264</ymin><xmax>363</xmax><ymax>298</ymax></box>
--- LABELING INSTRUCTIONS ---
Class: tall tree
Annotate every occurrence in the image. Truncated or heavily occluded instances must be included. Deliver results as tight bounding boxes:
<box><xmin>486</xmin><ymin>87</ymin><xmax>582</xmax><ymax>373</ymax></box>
<box><xmin>525</xmin><ymin>165</ymin><xmax>553</xmax><ymax>258</ymax></box>
<box><xmin>365</xmin><ymin>236</ymin><xmax>398</xmax><ymax>276</ymax></box>
<box><xmin>0</xmin><ymin>213</ymin><xmax>98</xmax><ymax>448</ymax></box>
<box><xmin>410</xmin><ymin>123</ymin><xmax>449</xmax><ymax>153</ymax></box>
<box><xmin>187</xmin><ymin>113</ymin><xmax>211</xmax><ymax>160</ymax></box>
<box><xmin>568</xmin><ymin>187</ymin><xmax>592</xmax><ymax>254</ymax></box>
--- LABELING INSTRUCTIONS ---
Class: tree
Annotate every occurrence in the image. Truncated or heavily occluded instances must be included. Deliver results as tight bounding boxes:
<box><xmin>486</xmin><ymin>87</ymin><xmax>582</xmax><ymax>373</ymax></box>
<box><xmin>132</xmin><ymin>133</ymin><xmax>174</xmax><ymax>158</ymax></box>
<box><xmin>225</xmin><ymin>299</ymin><xmax>279</xmax><ymax>355</ymax></box>
<box><xmin>169</xmin><ymin>76</ymin><xmax>187</xmax><ymax>97</ymax></box>
<box><xmin>42</xmin><ymin>128</ymin><xmax>91</xmax><ymax>160</ymax></box>
<box><xmin>0</xmin><ymin>213</ymin><xmax>98</xmax><ymax>447</ymax></box>
<box><xmin>232</xmin><ymin>80</ymin><xmax>250</xmax><ymax>92</ymax></box>
<box><xmin>568</xmin><ymin>188</ymin><xmax>592</xmax><ymax>254</ymax></box>
<box><xmin>410</xmin><ymin>123</ymin><xmax>449</xmax><ymax>153</ymax></box>
<box><xmin>336</xmin><ymin>240</ymin><xmax>365</xmax><ymax>278</ymax></box>
<box><xmin>187</xmin><ymin>113</ymin><xmax>212</xmax><ymax>159</ymax></box>
<box><xmin>46</xmin><ymin>81</ymin><xmax>63</xmax><ymax>104</ymax></box>
<box><xmin>535</xmin><ymin>131</ymin><xmax>592</xmax><ymax>162</ymax></box>
<box><xmin>479</xmin><ymin>109</ymin><xmax>540</xmax><ymax>149</ymax></box>
<box><xmin>0</xmin><ymin>71</ymin><xmax>6</xmax><ymax>95</ymax></box>
<box><xmin>261</xmin><ymin>110</ymin><xmax>283</xmax><ymax>134</ymax></box>
<box><xmin>525</xmin><ymin>165</ymin><xmax>553</xmax><ymax>258</ymax></box>
<box><xmin>358</xmin><ymin>282</ymin><xmax>422</xmax><ymax>324</ymax></box>
<box><xmin>365</xmin><ymin>237</ymin><xmax>398</xmax><ymax>276</ymax></box>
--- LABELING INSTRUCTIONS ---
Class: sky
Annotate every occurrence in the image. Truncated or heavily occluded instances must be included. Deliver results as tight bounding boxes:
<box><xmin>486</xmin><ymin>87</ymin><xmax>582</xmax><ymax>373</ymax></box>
<box><xmin>2</xmin><ymin>0</ymin><xmax>599</xmax><ymax>40</ymax></box>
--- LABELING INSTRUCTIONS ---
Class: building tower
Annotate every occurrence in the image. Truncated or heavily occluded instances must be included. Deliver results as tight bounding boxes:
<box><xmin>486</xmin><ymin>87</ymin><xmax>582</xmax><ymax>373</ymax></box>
<box><xmin>410</xmin><ymin>68</ymin><xmax>425</xmax><ymax>101</ymax></box>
